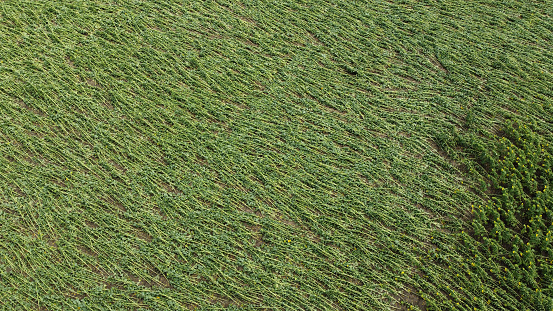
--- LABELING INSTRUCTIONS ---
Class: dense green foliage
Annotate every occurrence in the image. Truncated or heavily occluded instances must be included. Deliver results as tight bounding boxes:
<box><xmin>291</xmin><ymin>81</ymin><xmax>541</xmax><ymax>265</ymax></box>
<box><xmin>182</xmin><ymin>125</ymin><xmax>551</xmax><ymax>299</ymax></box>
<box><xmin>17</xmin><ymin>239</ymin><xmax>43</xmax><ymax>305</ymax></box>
<box><xmin>414</xmin><ymin>120</ymin><xmax>553</xmax><ymax>310</ymax></box>
<box><xmin>0</xmin><ymin>0</ymin><xmax>551</xmax><ymax>310</ymax></box>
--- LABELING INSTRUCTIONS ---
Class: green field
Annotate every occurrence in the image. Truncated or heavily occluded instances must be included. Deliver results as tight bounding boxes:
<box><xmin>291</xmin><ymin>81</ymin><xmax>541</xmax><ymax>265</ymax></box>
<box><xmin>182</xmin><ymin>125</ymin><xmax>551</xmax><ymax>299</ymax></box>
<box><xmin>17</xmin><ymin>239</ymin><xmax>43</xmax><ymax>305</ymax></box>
<box><xmin>0</xmin><ymin>0</ymin><xmax>552</xmax><ymax>310</ymax></box>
